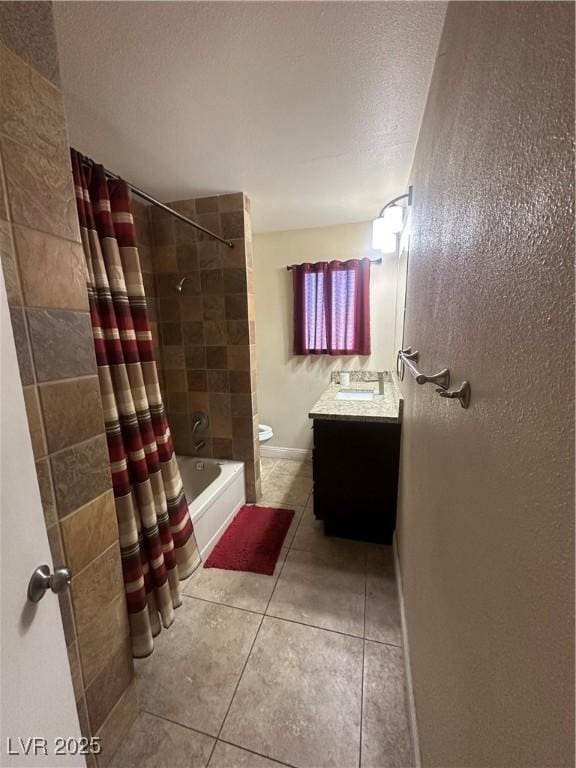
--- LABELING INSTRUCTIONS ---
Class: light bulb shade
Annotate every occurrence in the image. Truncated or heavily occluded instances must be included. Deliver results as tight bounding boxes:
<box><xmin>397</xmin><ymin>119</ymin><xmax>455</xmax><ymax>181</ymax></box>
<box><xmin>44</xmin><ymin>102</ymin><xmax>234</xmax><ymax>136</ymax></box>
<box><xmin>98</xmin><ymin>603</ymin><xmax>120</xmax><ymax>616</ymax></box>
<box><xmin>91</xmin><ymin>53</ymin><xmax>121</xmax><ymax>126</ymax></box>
<box><xmin>380</xmin><ymin>231</ymin><xmax>398</xmax><ymax>254</ymax></box>
<box><xmin>383</xmin><ymin>204</ymin><xmax>404</xmax><ymax>234</ymax></box>
<box><xmin>372</xmin><ymin>216</ymin><xmax>387</xmax><ymax>250</ymax></box>
<box><xmin>372</xmin><ymin>218</ymin><xmax>398</xmax><ymax>253</ymax></box>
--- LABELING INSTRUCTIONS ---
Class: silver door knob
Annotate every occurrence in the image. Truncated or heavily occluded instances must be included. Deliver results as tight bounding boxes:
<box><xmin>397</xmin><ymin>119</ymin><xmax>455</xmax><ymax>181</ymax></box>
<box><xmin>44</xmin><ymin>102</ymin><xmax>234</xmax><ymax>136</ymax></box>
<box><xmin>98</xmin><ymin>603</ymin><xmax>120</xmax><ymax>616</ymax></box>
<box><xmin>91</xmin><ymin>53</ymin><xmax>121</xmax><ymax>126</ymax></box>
<box><xmin>27</xmin><ymin>564</ymin><xmax>72</xmax><ymax>603</ymax></box>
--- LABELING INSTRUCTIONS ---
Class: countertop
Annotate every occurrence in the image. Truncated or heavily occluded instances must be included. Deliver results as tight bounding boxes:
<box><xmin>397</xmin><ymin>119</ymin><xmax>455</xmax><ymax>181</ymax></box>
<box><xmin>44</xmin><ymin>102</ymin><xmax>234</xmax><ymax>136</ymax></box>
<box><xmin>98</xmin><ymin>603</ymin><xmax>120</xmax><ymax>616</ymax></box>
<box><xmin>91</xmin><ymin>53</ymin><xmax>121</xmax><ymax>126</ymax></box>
<box><xmin>308</xmin><ymin>372</ymin><xmax>403</xmax><ymax>424</ymax></box>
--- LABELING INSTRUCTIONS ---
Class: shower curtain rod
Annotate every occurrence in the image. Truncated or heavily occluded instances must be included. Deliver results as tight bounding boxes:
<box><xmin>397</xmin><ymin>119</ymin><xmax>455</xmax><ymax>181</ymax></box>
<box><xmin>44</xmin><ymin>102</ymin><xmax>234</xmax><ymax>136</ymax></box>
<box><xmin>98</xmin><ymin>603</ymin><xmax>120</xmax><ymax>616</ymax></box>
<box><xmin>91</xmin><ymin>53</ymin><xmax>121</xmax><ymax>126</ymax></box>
<box><xmin>286</xmin><ymin>258</ymin><xmax>382</xmax><ymax>271</ymax></box>
<box><xmin>101</xmin><ymin>164</ymin><xmax>234</xmax><ymax>249</ymax></box>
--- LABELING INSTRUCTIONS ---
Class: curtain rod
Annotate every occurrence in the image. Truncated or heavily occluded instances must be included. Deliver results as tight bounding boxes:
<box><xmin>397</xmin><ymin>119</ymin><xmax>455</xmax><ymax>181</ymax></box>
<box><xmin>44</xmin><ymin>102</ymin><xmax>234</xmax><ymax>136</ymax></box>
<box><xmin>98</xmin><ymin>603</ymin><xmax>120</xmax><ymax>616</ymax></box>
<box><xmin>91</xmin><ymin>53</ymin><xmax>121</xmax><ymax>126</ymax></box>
<box><xmin>286</xmin><ymin>258</ymin><xmax>382</xmax><ymax>271</ymax></box>
<box><xmin>74</xmin><ymin>150</ymin><xmax>234</xmax><ymax>249</ymax></box>
<box><xmin>102</xmin><ymin>169</ymin><xmax>234</xmax><ymax>249</ymax></box>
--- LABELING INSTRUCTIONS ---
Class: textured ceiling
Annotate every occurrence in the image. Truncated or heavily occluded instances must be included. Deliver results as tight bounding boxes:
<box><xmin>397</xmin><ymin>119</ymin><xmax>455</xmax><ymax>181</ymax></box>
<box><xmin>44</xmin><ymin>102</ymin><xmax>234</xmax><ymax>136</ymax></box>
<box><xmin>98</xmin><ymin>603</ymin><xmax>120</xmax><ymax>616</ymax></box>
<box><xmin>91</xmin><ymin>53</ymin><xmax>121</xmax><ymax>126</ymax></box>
<box><xmin>54</xmin><ymin>1</ymin><xmax>446</xmax><ymax>232</ymax></box>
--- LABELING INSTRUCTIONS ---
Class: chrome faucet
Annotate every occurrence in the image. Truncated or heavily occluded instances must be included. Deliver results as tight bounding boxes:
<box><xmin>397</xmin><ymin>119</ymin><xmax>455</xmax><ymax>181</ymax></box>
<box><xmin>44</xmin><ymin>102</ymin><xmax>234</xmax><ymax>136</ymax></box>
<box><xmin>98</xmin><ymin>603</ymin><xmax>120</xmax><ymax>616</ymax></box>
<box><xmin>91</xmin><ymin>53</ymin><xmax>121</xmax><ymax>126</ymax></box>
<box><xmin>191</xmin><ymin>411</ymin><xmax>208</xmax><ymax>434</ymax></box>
<box><xmin>193</xmin><ymin>440</ymin><xmax>206</xmax><ymax>453</ymax></box>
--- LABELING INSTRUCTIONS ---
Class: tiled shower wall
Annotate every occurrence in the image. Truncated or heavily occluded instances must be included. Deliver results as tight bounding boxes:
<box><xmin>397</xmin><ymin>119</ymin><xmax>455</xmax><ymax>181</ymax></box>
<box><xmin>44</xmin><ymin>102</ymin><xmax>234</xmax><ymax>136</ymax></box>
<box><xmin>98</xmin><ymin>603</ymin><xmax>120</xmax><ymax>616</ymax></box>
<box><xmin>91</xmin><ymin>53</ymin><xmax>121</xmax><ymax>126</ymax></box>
<box><xmin>143</xmin><ymin>193</ymin><xmax>262</xmax><ymax>501</ymax></box>
<box><xmin>0</xmin><ymin>3</ymin><xmax>136</xmax><ymax>765</ymax></box>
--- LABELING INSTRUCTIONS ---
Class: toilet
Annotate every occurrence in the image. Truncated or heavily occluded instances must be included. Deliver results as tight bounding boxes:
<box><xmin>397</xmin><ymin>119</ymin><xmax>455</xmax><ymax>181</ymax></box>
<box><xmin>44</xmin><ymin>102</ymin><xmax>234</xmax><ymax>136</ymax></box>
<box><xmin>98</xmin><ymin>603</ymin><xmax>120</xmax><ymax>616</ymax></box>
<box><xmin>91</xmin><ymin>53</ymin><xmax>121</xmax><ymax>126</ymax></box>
<box><xmin>258</xmin><ymin>424</ymin><xmax>273</xmax><ymax>442</ymax></box>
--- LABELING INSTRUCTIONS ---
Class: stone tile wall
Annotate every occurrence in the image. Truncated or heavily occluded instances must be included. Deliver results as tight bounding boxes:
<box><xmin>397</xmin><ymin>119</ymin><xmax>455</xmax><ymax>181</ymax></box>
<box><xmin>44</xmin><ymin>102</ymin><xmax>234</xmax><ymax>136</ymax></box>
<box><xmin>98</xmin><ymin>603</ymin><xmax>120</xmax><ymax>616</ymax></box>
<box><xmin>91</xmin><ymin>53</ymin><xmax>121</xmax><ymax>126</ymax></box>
<box><xmin>0</xmin><ymin>5</ymin><xmax>137</xmax><ymax>765</ymax></box>
<box><xmin>146</xmin><ymin>193</ymin><xmax>261</xmax><ymax>501</ymax></box>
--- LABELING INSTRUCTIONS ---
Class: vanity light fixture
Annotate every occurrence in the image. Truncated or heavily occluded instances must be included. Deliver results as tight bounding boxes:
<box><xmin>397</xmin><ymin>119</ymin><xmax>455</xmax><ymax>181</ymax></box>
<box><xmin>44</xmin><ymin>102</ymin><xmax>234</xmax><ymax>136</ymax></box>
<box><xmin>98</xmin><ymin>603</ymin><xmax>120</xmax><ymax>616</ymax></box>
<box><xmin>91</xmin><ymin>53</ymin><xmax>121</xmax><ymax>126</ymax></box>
<box><xmin>372</xmin><ymin>186</ymin><xmax>413</xmax><ymax>253</ymax></box>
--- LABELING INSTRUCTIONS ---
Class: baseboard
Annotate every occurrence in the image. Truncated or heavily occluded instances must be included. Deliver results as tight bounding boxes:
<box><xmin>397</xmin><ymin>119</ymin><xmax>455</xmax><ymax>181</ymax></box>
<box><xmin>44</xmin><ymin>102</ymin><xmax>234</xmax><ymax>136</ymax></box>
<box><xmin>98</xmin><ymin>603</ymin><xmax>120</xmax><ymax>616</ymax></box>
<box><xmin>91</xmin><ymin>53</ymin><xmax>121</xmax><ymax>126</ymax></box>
<box><xmin>393</xmin><ymin>532</ymin><xmax>422</xmax><ymax>768</ymax></box>
<box><xmin>260</xmin><ymin>445</ymin><xmax>311</xmax><ymax>461</ymax></box>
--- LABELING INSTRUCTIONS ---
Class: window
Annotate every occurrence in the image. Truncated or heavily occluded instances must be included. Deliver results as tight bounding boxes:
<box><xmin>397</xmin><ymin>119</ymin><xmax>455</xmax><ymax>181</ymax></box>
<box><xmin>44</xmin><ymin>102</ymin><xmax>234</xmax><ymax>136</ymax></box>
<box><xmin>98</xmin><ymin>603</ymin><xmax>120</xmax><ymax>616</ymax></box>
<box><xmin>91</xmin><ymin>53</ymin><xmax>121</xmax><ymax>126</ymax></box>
<box><xmin>292</xmin><ymin>259</ymin><xmax>371</xmax><ymax>355</ymax></box>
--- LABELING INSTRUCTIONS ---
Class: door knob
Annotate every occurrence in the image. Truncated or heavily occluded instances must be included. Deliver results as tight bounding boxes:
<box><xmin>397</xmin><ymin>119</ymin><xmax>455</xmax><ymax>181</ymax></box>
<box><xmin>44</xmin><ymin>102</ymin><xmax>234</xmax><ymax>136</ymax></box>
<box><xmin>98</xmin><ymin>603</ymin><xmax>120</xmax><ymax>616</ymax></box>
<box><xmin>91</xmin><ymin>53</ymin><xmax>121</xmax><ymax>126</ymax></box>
<box><xmin>27</xmin><ymin>564</ymin><xmax>72</xmax><ymax>603</ymax></box>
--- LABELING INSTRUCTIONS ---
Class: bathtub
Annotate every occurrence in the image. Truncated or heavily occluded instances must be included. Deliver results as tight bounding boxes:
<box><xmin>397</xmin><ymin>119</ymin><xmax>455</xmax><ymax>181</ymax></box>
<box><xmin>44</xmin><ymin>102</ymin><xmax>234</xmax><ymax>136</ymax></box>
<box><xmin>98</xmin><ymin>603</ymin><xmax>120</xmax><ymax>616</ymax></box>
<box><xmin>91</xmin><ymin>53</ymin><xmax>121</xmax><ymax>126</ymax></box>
<box><xmin>177</xmin><ymin>456</ymin><xmax>245</xmax><ymax>559</ymax></box>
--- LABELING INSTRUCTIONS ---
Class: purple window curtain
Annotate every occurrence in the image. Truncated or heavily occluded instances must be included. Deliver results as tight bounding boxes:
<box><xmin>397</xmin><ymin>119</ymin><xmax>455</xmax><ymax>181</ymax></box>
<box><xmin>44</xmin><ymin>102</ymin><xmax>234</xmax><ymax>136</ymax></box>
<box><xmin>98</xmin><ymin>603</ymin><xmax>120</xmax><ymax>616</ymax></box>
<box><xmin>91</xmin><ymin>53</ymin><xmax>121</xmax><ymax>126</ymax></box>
<box><xmin>292</xmin><ymin>259</ymin><xmax>371</xmax><ymax>355</ymax></box>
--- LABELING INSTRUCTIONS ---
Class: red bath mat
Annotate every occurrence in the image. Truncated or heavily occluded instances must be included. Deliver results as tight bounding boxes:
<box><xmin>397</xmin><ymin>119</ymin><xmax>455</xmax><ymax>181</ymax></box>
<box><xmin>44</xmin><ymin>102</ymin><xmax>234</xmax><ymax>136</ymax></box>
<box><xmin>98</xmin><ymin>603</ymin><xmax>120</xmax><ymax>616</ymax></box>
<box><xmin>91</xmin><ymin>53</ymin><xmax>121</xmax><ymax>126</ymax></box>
<box><xmin>204</xmin><ymin>504</ymin><xmax>295</xmax><ymax>575</ymax></box>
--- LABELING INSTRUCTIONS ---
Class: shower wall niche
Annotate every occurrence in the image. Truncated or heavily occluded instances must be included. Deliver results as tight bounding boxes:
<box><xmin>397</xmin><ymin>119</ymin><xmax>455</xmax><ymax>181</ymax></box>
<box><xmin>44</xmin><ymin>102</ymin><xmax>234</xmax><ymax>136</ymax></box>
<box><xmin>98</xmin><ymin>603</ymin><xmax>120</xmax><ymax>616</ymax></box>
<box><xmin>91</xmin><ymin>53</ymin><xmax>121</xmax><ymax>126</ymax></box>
<box><xmin>133</xmin><ymin>193</ymin><xmax>261</xmax><ymax>502</ymax></box>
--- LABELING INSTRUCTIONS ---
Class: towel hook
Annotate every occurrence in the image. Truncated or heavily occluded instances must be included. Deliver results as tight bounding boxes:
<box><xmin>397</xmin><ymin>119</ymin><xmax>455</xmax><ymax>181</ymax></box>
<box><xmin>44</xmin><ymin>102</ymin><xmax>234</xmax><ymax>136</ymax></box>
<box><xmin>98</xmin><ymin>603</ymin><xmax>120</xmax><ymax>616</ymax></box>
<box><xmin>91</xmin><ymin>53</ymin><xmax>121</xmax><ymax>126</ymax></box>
<box><xmin>435</xmin><ymin>381</ymin><xmax>471</xmax><ymax>409</ymax></box>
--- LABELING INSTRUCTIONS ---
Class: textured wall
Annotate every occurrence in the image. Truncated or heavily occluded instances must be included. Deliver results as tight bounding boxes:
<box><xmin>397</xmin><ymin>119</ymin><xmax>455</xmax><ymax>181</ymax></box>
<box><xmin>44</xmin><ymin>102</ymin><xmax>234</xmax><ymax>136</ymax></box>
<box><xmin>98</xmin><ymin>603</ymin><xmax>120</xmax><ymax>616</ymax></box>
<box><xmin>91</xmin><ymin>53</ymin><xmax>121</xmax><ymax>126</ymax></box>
<box><xmin>396</xmin><ymin>3</ymin><xmax>574</xmax><ymax>766</ymax></box>
<box><xmin>148</xmin><ymin>194</ymin><xmax>261</xmax><ymax>501</ymax></box>
<box><xmin>0</xmin><ymin>4</ymin><xmax>136</xmax><ymax>765</ymax></box>
<box><xmin>254</xmin><ymin>222</ymin><xmax>399</xmax><ymax>450</ymax></box>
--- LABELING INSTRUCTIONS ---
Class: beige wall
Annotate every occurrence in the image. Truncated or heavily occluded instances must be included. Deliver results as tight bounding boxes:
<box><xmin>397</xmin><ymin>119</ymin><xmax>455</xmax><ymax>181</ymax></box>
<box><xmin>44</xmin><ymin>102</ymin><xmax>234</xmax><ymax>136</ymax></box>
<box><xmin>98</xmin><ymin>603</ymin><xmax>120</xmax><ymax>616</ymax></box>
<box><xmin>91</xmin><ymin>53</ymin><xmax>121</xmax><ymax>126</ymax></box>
<box><xmin>397</xmin><ymin>3</ymin><xmax>574</xmax><ymax>767</ymax></box>
<box><xmin>254</xmin><ymin>221</ymin><xmax>399</xmax><ymax>450</ymax></box>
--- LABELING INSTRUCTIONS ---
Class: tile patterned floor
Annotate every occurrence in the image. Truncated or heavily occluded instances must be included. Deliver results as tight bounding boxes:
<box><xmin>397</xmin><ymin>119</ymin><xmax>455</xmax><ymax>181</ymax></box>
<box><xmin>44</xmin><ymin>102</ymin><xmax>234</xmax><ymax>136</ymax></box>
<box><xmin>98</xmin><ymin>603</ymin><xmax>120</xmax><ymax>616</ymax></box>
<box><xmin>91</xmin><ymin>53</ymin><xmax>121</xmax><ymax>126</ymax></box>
<box><xmin>118</xmin><ymin>459</ymin><xmax>413</xmax><ymax>768</ymax></box>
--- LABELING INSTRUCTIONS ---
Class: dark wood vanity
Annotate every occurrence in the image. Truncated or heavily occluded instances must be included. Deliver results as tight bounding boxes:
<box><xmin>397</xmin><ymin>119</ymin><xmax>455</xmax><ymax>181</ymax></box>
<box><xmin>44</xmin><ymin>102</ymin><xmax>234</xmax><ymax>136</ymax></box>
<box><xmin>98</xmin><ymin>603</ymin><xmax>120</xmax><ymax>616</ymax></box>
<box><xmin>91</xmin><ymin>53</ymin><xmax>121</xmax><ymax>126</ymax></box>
<box><xmin>309</xmin><ymin>375</ymin><xmax>402</xmax><ymax>545</ymax></box>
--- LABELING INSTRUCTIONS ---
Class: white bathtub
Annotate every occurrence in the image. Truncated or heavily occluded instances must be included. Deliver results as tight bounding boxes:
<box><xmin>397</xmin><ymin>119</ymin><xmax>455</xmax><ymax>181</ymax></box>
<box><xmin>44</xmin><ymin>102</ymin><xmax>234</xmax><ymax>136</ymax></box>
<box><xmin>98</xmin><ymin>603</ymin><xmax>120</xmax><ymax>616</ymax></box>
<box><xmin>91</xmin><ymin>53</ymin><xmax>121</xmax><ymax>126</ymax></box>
<box><xmin>177</xmin><ymin>456</ymin><xmax>245</xmax><ymax>559</ymax></box>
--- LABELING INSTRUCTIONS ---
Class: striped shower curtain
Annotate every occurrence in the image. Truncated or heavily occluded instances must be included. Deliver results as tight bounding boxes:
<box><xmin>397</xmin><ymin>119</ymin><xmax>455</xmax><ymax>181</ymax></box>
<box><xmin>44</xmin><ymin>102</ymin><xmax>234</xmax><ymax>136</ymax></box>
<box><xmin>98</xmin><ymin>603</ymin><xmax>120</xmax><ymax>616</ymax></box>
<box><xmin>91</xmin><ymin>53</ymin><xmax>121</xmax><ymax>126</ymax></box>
<box><xmin>71</xmin><ymin>149</ymin><xmax>200</xmax><ymax>657</ymax></box>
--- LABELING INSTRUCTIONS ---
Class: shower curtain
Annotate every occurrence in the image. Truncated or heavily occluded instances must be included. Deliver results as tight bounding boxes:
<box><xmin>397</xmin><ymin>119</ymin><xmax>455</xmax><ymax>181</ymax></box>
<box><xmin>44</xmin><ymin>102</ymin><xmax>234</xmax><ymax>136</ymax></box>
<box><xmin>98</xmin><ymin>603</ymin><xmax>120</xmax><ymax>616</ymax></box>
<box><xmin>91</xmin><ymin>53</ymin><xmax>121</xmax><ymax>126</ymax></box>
<box><xmin>70</xmin><ymin>149</ymin><xmax>200</xmax><ymax>658</ymax></box>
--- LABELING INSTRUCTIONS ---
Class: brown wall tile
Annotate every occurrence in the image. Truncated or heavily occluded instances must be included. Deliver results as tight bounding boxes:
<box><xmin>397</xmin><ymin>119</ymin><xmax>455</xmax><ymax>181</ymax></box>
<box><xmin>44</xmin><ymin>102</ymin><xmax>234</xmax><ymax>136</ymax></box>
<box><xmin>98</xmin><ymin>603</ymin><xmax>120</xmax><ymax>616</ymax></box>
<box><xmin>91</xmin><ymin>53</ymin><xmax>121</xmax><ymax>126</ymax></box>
<box><xmin>212</xmin><ymin>438</ymin><xmax>234</xmax><ymax>460</ymax></box>
<box><xmin>152</xmin><ymin>245</ymin><xmax>177</xmax><ymax>273</ymax></box>
<box><xmin>72</xmin><ymin>542</ymin><xmax>125</xmax><ymax>635</ymax></box>
<box><xmin>51</xmin><ymin>434</ymin><xmax>112</xmax><ymax>518</ymax></box>
<box><xmin>85</xmin><ymin>639</ymin><xmax>134</xmax><ymax>733</ymax></box>
<box><xmin>46</xmin><ymin>521</ymin><xmax>65</xmax><ymax>568</ymax></box>
<box><xmin>61</xmin><ymin>490</ymin><xmax>118</xmax><ymax>576</ymax></box>
<box><xmin>225</xmin><ymin>294</ymin><xmax>248</xmax><ymax>319</ymax></box>
<box><xmin>218</xmin><ymin>193</ymin><xmax>244</xmax><ymax>213</ymax></box>
<box><xmin>167</xmin><ymin>391</ymin><xmax>189</xmax><ymax>413</ymax></box>
<box><xmin>14</xmin><ymin>227</ymin><xmax>88</xmax><ymax>310</ymax></box>
<box><xmin>226</xmin><ymin>320</ymin><xmax>250</xmax><ymax>345</ymax></box>
<box><xmin>180</xmin><ymin>296</ymin><xmax>202</xmax><ymax>321</ymax></box>
<box><xmin>1</xmin><ymin>137</ymin><xmax>79</xmax><ymax>241</ymax></box>
<box><xmin>160</xmin><ymin>321</ymin><xmax>182</xmax><ymax>345</ymax></box>
<box><xmin>161</xmin><ymin>345</ymin><xmax>185</xmax><ymax>369</ymax></box>
<box><xmin>198</xmin><ymin>241</ymin><xmax>221</xmax><ymax>269</ymax></box>
<box><xmin>96</xmin><ymin>681</ymin><xmax>139</xmax><ymax>768</ymax></box>
<box><xmin>58</xmin><ymin>590</ymin><xmax>76</xmax><ymax>647</ymax></box>
<box><xmin>0</xmin><ymin>220</ymin><xmax>21</xmax><ymax>304</ymax></box>
<box><xmin>232</xmin><ymin>416</ymin><xmax>253</xmax><ymax>438</ymax></box>
<box><xmin>182</xmin><ymin>320</ymin><xmax>204</xmax><ymax>345</ymax></box>
<box><xmin>40</xmin><ymin>376</ymin><xmax>104</xmax><ymax>452</ymax></box>
<box><xmin>200</xmin><ymin>269</ymin><xmax>224</xmax><ymax>294</ymax></box>
<box><xmin>187</xmin><ymin>369</ymin><xmax>207</xmax><ymax>391</ymax></box>
<box><xmin>202</xmin><ymin>294</ymin><xmax>225</xmax><ymax>321</ymax></box>
<box><xmin>232</xmin><ymin>438</ymin><xmax>256</xmax><ymax>462</ymax></box>
<box><xmin>223</xmin><ymin>268</ymin><xmax>247</xmax><ymax>294</ymax></box>
<box><xmin>184</xmin><ymin>345</ymin><xmax>206</xmax><ymax>369</ymax></box>
<box><xmin>158</xmin><ymin>297</ymin><xmax>181</xmax><ymax>323</ymax></box>
<box><xmin>229</xmin><ymin>370</ymin><xmax>252</xmax><ymax>393</ymax></box>
<box><xmin>206</xmin><ymin>345</ymin><xmax>227</xmax><ymax>369</ymax></box>
<box><xmin>209</xmin><ymin>393</ymin><xmax>232</xmax><ymax>438</ymax></box>
<box><xmin>35</xmin><ymin>457</ymin><xmax>56</xmax><ymax>527</ymax></box>
<box><xmin>28</xmin><ymin>309</ymin><xmax>96</xmax><ymax>381</ymax></box>
<box><xmin>9</xmin><ymin>305</ymin><xmax>34</xmax><ymax>384</ymax></box>
<box><xmin>152</xmin><ymin>217</ymin><xmax>174</xmax><ymax>246</ymax></box>
<box><xmin>227</xmin><ymin>345</ymin><xmax>251</xmax><ymax>370</ymax></box>
<box><xmin>163</xmin><ymin>368</ymin><xmax>187</xmax><ymax>391</ymax></box>
<box><xmin>195</xmin><ymin>196</ymin><xmax>219</xmax><ymax>214</ymax></box>
<box><xmin>77</xmin><ymin>594</ymin><xmax>130</xmax><ymax>688</ymax></box>
<box><xmin>188</xmin><ymin>391</ymin><xmax>209</xmax><ymax>412</ymax></box>
<box><xmin>207</xmin><ymin>370</ymin><xmax>230</xmax><ymax>393</ymax></box>
<box><xmin>203</xmin><ymin>320</ymin><xmax>227</xmax><ymax>345</ymax></box>
<box><xmin>0</xmin><ymin>45</ymin><xmax>66</xmax><ymax>156</ymax></box>
<box><xmin>0</xmin><ymin>154</ymin><xmax>6</xmax><ymax>220</ymax></box>
<box><xmin>220</xmin><ymin>211</ymin><xmax>245</xmax><ymax>239</ymax></box>
<box><xmin>176</xmin><ymin>244</ymin><xmax>198</xmax><ymax>272</ymax></box>
<box><xmin>222</xmin><ymin>239</ymin><xmax>247</xmax><ymax>269</ymax></box>
<box><xmin>67</xmin><ymin>641</ymin><xmax>84</xmax><ymax>702</ymax></box>
<box><xmin>23</xmin><ymin>384</ymin><xmax>46</xmax><ymax>458</ymax></box>
<box><xmin>195</xmin><ymin>212</ymin><xmax>220</xmax><ymax>240</ymax></box>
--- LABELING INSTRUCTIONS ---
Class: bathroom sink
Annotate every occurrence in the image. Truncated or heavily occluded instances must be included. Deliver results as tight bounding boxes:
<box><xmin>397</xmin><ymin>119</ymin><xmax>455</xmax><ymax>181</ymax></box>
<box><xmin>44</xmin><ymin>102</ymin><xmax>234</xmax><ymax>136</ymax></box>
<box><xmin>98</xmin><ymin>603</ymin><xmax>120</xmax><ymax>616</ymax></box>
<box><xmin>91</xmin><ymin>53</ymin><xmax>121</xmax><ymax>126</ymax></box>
<box><xmin>336</xmin><ymin>389</ymin><xmax>375</xmax><ymax>401</ymax></box>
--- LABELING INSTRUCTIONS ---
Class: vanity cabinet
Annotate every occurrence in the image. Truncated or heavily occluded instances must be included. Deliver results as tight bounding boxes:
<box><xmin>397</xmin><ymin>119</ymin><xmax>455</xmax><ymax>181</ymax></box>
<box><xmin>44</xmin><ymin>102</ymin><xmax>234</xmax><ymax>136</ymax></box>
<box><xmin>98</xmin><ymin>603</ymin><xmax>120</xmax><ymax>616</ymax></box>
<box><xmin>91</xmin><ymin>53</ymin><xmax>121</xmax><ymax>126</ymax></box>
<box><xmin>312</xmin><ymin>418</ymin><xmax>401</xmax><ymax>544</ymax></box>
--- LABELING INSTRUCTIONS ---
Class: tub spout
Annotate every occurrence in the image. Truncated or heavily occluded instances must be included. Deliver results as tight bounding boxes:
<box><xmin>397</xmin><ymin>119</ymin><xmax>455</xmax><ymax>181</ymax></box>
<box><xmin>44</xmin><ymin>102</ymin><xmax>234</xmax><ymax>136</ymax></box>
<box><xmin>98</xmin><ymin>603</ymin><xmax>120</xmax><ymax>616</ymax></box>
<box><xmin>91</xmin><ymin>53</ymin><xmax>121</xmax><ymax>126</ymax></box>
<box><xmin>193</xmin><ymin>440</ymin><xmax>206</xmax><ymax>453</ymax></box>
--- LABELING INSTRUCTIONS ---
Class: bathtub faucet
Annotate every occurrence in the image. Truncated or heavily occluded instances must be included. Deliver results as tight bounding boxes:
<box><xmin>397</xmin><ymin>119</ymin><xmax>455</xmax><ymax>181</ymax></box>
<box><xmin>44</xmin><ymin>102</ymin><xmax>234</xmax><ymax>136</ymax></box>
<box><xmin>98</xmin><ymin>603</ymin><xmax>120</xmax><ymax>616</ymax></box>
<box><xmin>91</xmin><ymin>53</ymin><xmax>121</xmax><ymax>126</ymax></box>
<box><xmin>192</xmin><ymin>412</ymin><xmax>208</xmax><ymax>434</ymax></box>
<box><xmin>193</xmin><ymin>440</ymin><xmax>206</xmax><ymax>453</ymax></box>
